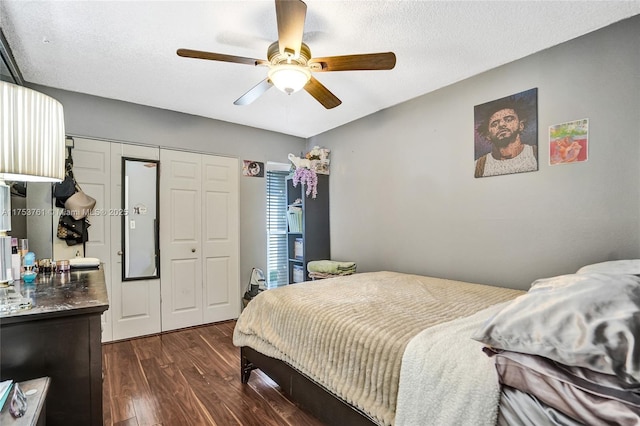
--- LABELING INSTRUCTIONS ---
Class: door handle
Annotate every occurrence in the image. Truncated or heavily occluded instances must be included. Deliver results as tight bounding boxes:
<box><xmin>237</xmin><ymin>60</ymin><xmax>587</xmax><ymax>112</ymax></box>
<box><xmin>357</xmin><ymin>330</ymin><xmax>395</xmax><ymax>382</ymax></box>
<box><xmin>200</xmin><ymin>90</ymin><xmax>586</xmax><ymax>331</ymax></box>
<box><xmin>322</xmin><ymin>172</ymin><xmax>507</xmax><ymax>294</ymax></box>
<box><xmin>191</xmin><ymin>248</ymin><xmax>196</xmax><ymax>253</ymax></box>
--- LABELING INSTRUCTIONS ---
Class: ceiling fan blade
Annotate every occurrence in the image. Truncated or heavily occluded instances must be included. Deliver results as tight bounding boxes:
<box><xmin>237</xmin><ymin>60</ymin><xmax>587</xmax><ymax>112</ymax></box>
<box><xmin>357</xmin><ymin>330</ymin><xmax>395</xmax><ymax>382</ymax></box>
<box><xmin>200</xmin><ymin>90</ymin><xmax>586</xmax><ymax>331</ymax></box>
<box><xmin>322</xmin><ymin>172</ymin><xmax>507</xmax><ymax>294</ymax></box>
<box><xmin>275</xmin><ymin>0</ymin><xmax>307</xmax><ymax>58</ymax></box>
<box><xmin>177</xmin><ymin>48</ymin><xmax>268</xmax><ymax>66</ymax></box>
<box><xmin>308</xmin><ymin>52</ymin><xmax>396</xmax><ymax>72</ymax></box>
<box><xmin>234</xmin><ymin>78</ymin><xmax>274</xmax><ymax>106</ymax></box>
<box><xmin>304</xmin><ymin>76</ymin><xmax>341</xmax><ymax>109</ymax></box>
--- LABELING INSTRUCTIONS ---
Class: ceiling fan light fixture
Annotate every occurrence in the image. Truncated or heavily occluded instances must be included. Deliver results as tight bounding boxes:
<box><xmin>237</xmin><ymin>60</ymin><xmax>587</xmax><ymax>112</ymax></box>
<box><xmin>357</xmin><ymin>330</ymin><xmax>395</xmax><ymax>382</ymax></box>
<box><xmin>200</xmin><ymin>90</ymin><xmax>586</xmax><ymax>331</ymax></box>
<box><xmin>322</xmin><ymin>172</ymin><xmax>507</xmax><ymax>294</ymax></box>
<box><xmin>177</xmin><ymin>1</ymin><xmax>394</xmax><ymax>108</ymax></box>
<box><xmin>268</xmin><ymin>64</ymin><xmax>311</xmax><ymax>95</ymax></box>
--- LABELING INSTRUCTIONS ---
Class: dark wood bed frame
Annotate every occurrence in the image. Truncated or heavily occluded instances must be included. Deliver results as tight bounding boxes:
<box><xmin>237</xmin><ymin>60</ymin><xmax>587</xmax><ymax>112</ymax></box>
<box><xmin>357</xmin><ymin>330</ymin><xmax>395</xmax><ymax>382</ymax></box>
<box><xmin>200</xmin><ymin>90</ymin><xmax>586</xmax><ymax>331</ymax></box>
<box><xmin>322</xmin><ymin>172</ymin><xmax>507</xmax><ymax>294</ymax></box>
<box><xmin>241</xmin><ymin>346</ymin><xmax>377</xmax><ymax>426</ymax></box>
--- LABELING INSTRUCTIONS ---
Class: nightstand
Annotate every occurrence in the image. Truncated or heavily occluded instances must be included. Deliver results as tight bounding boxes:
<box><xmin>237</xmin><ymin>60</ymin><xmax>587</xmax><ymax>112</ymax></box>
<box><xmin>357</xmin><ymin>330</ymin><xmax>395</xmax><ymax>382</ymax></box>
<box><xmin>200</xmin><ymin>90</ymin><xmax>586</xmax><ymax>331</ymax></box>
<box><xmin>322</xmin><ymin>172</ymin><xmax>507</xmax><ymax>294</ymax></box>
<box><xmin>0</xmin><ymin>377</ymin><xmax>50</xmax><ymax>426</ymax></box>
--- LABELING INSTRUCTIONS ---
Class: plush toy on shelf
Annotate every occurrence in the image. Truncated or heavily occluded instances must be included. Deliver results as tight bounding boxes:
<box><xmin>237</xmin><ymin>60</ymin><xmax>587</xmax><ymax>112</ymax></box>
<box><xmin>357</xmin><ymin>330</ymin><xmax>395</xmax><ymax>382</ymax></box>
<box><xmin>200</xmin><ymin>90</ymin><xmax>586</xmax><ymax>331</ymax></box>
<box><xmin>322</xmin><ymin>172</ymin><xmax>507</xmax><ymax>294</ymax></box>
<box><xmin>288</xmin><ymin>153</ymin><xmax>312</xmax><ymax>169</ymax></box>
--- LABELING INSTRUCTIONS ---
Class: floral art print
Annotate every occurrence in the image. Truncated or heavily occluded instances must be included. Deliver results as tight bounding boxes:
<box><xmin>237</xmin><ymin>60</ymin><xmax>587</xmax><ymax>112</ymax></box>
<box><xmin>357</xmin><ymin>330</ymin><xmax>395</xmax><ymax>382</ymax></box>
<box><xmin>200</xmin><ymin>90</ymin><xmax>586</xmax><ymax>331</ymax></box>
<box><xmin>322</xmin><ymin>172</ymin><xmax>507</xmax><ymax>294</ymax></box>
<box><xmin>549</xmin><ymin>119</ymin><xmax>588</xmax><ymax>165</ymax></box>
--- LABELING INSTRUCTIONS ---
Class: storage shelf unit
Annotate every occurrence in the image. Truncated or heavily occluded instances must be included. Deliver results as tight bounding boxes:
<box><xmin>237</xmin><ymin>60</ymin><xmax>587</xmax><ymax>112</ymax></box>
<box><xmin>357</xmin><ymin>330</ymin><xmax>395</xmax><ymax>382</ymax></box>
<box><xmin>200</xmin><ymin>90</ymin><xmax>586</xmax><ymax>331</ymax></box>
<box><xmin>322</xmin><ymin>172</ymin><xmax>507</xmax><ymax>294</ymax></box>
<box><xmin>286</xmin><ymin>174</ymin><xmax>330</xmax><ymax>283</ymax></box>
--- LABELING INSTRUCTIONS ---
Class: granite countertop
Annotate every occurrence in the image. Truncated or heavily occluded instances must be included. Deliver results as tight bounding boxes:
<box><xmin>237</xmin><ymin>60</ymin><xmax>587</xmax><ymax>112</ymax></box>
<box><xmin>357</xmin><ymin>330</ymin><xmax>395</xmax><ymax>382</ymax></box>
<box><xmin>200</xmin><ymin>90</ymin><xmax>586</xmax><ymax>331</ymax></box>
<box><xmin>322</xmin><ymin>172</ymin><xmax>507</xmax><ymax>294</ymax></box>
<box><xmin>0</xmin><ymin>266</ymin><xmax>109</xmax><ymax>323</ymax></box>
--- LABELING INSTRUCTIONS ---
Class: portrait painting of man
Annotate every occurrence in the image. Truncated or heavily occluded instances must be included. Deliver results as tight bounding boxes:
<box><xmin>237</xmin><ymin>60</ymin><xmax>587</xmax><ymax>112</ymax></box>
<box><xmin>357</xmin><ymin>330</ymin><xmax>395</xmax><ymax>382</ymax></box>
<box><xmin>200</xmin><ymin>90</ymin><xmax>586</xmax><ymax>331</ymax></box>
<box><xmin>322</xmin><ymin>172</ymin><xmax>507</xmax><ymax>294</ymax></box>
<box><xmin>474</xmin><ymin>88</ymin><xmax>538</xmax><ymax>178</ymax></box>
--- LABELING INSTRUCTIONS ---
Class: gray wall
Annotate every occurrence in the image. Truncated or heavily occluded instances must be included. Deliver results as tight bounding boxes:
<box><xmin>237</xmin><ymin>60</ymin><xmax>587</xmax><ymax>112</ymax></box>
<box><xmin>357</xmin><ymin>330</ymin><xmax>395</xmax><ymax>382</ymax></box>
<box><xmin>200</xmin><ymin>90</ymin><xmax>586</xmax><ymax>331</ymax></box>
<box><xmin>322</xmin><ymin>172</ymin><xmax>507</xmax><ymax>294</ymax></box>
<box><xmin>310</xmin><ymin>15</ymin><xmax>640</xmax><ymax>290</ymax></box>
<box><xmin>27</xmin><ymin>15</ymin><xmax>640</xmax><ymax>292</ymax></box>
<box><xmin>28</xmin><ymin>84</ymin><xmax>305</xmax><ymax>288</ymax></box>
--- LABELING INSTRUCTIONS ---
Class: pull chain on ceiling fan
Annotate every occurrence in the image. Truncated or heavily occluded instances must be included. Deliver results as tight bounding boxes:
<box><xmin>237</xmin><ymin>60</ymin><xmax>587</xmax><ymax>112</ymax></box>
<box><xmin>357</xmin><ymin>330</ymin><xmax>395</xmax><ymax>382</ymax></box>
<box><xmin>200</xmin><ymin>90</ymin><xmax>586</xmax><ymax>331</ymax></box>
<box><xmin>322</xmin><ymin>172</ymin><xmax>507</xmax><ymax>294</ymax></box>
<box><xmin>177</xmin><ymin>0</ymin><xmax>396</xmax><ymax>109</ymax></box>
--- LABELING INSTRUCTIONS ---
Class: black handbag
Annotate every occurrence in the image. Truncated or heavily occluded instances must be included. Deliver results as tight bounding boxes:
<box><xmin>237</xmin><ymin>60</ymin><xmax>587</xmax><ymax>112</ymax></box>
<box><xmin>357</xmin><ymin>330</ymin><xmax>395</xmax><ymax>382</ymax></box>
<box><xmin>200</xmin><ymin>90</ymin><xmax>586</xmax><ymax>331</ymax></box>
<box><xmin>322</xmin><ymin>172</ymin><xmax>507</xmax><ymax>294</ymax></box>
<box><xmin>54</xmin><ymin>149</ymin><xmax>77</xmax><ymax>208</ymax></box>
<box><xmin>57</xmin><ymin>214</ymin><xmax>90</xmax><ymax>246</ymax></box>
<box><xmin>53</xmin><ymin>172</ymin><xmax>76</xmax><ymax>208</ymax></box>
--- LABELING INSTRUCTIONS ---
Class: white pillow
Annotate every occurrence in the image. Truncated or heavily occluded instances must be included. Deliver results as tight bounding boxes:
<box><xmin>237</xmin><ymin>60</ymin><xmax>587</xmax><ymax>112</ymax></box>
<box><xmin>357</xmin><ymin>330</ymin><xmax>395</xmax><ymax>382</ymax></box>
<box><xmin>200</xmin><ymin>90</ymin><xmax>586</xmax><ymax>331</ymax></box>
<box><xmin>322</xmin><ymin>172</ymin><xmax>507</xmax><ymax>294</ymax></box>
<box><xmin>577</xmin><ymin>259</ymin><xmax>640</xmax><ymax>275</ymax></box>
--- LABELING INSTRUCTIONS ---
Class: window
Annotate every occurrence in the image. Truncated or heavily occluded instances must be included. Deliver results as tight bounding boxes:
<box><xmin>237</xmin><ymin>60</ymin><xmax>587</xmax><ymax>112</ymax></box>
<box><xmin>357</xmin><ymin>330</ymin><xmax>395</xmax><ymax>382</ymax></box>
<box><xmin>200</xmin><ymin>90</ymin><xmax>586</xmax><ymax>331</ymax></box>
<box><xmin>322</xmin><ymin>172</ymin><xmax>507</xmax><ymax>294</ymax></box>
<box><xmin>266</xmin><ymin>169</ymin><xmax>289</xmax><ymax>288</ymax></box>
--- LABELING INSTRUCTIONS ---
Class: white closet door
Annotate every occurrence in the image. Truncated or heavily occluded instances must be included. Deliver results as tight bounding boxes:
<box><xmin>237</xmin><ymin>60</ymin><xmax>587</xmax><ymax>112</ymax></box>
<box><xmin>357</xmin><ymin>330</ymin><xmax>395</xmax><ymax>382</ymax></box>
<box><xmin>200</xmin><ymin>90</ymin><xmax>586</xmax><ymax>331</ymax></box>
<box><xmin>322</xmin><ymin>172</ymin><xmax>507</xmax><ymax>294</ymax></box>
<box><xmin>110</xmin><ymin>144</ymin><xmax>161</xmax><ymax>340</ymax></box>
<box><xmin>66</xmin><ymin>138</ymin><xmax>113</xmax><ymax>342</ymax></box>
<box><xmin>202</xmin><ymin>155</ymin><xmax>240</xmax><ymax>323</ymax></box>
<box><xmin>160</xmin><ymin>149</ymin><xmax>203</xmax><ymax>331</ymax></box>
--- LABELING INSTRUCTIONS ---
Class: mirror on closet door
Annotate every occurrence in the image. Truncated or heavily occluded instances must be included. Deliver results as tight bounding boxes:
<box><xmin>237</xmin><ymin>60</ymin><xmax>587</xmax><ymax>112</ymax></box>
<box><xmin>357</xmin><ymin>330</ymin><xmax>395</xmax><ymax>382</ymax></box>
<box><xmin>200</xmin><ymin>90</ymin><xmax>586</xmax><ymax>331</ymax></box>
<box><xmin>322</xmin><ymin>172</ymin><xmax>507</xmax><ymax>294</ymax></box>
<box><xmin>122</xmin><ymin>158</ymin><xmax>159</xmax><ymax>281</ymax></box>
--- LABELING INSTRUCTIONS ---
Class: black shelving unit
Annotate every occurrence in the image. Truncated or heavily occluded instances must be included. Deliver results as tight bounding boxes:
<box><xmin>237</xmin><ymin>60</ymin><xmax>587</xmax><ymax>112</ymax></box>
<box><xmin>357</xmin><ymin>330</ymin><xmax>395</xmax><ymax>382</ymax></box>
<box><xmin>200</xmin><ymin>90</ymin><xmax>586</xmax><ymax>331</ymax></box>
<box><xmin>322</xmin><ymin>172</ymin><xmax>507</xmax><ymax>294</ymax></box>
<box><xmin>286</xmin><ymin>174</ymin><xmax>330</xmax><ymax>284</ymax></box>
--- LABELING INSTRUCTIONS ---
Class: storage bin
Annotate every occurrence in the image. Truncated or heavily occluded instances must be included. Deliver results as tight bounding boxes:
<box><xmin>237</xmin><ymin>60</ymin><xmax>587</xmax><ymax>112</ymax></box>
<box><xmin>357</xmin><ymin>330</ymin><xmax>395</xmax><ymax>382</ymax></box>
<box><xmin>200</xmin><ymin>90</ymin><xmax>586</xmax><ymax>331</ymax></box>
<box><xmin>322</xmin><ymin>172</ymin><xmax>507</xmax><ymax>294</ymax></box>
<box><xmin>287</xmin><ymin>207</ymin><xmax>302</xmax><ymax>232</ymax></box>
<box><xmin>293</xmin><ymin>264</ymin><xmax>304</xmax><ymax>283</ymax></box>
<box><xmin>294</xmin><ymin>238</ymin><xmax>303</xmax><ymax>259</ymax></box>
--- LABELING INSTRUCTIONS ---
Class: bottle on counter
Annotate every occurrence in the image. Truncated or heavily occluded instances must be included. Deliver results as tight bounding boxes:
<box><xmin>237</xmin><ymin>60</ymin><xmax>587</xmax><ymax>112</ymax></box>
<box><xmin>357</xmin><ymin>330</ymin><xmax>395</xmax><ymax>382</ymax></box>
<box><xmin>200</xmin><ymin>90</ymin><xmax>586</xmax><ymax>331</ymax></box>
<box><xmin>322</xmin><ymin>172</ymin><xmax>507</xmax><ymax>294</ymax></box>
<box><xmin>19</xmin><ymin>239</ymin><xmax>28</xmax><ymax>257</ymax></box>
<box><xmin>11</xmin><ymin>238</ymin><xmax>21</xmax><ymax>282</ymax></box>
<box><xmin>22</xmin><ymin>251</ymin><xmax>37</xmax><ymax>283</ymax></box>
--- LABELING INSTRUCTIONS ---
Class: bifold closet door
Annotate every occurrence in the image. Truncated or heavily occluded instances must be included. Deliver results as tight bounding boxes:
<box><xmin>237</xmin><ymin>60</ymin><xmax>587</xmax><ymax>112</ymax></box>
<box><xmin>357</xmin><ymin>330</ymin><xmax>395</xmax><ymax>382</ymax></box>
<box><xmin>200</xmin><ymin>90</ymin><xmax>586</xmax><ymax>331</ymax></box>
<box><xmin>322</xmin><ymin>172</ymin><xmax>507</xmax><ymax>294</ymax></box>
<box><xmin>160</xmin><ymin>149</ymin><xmax>203</xmax><ymax>332</ymax></box>
<box><xmin>160</xmin><ymin>150</ymin><xmax>240</xmax><ymax>332</ymax></box>
<box><xmin>63</xmin><ymin>138</ymin><xmax>113</xmax><ymax>342</ymax></box>
<box><xmin>201</xmin><ymin>154</ymin><xmax>240</xmax><ymax>324</ymax></box>
<box><xmin>109</xmin><ymin>144</ymin><xmax>161</xmax><ymax>341</ymax></box>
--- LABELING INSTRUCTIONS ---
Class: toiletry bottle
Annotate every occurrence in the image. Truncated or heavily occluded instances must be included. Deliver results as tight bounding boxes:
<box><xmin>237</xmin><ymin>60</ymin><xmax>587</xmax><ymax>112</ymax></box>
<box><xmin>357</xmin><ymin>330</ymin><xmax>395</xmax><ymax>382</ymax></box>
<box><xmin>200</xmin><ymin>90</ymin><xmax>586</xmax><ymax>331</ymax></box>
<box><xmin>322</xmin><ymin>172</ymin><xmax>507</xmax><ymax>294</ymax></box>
<box><xmin>22</xmin><ymin>251</ymin><xmax>37</xmax><ymax>283</ymax></box>
<box><xmin>11</xmin><ymin>238</ymin><xmax>21</xmax><ymax>282</ymax></box>
<box><xmin>19</xmin><ymin>239</ymin><xmax>28</xmax><ymax>257</ymax></box>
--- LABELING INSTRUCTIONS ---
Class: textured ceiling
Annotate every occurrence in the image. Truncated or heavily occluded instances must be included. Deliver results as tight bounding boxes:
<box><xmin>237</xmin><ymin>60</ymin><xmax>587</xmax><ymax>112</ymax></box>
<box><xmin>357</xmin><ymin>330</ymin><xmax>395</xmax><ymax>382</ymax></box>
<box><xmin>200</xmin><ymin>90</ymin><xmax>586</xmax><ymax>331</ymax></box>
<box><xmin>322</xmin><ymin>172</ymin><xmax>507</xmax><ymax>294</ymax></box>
<box><xmin>1</xmin><ymin>1</ymin><xmax>639</xmax><ymax>138</ymax></box>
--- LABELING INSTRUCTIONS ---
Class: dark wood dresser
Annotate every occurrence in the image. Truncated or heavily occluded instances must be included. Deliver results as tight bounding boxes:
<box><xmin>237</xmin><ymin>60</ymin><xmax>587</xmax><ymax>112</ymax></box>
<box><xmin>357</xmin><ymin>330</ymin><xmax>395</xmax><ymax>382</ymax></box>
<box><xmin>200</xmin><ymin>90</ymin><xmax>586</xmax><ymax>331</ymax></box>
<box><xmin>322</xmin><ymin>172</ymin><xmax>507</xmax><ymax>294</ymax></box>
<box><xmin>0</xmin><ymin>267</ymin><xmax>109</xmax><ymax>426</ymax></box>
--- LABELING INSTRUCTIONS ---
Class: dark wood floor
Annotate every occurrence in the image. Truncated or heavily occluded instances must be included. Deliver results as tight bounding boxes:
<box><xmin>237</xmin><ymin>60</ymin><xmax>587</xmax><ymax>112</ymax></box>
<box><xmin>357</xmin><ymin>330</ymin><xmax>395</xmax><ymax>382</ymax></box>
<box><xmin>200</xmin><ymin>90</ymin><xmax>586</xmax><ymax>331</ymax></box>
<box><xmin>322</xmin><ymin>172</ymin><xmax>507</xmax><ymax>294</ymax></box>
<box><xmin>102</xmin><ymin>320</ymin><xmax>324</xmax><ymax>426</ymax></box>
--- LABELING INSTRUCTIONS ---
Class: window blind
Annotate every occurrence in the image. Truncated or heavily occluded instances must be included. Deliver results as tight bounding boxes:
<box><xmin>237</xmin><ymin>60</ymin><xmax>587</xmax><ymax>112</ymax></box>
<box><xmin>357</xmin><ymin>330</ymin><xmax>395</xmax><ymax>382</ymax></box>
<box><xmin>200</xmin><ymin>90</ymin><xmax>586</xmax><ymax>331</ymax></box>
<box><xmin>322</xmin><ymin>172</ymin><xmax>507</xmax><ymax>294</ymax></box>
<box><xmin>266</xmin><ymin>170</ymin><xmax>288</xmax><ymax>288</ymax></box>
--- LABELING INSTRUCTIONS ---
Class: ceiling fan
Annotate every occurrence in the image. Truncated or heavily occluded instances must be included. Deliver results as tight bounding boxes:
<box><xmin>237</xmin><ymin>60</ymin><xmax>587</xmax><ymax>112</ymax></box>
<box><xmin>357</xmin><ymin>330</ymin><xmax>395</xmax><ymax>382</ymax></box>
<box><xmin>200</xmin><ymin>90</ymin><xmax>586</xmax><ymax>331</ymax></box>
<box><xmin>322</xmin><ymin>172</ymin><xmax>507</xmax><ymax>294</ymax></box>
<box><xmin>177</xmin><ymin>0</ymin><xmax>396</xmax><ymax>109</ymax></box>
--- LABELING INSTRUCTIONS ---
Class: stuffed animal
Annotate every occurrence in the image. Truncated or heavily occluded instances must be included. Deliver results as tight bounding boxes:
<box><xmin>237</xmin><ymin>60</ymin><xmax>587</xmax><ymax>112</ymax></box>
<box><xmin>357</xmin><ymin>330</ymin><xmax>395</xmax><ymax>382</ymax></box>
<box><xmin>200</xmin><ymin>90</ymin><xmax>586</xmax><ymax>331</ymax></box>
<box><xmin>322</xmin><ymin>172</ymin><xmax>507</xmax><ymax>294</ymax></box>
<box><xmin>307</xmin><ymin>146</ymin><xmax>330</xmax><ymax>161</ymax></box>
<box><xmin>288</xmin><ymin>153</ymin><xmax>312</xmax><ymax>169</ymax></box>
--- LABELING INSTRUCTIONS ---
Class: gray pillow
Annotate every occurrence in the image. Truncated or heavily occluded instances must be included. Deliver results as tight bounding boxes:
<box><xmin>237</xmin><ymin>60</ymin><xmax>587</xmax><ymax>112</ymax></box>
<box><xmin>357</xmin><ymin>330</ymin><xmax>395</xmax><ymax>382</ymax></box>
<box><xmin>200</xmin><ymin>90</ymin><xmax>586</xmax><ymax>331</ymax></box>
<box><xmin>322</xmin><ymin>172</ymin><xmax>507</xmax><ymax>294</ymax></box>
<box><xmin>472</xmin><ymin>273</ymin><xmax>640</xmax><ymax>384</ymax></box>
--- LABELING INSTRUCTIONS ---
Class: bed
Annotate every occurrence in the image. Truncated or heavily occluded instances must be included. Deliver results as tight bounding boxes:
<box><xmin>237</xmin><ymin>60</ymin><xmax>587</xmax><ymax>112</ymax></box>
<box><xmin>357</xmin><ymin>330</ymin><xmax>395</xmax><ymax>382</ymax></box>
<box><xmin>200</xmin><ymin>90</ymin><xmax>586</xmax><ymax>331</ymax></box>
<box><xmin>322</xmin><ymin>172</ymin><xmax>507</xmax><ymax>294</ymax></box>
<box><xmin>233</xmin><ymin>267</ymin><xmax>640</xmax><ymax>425</ymax></box>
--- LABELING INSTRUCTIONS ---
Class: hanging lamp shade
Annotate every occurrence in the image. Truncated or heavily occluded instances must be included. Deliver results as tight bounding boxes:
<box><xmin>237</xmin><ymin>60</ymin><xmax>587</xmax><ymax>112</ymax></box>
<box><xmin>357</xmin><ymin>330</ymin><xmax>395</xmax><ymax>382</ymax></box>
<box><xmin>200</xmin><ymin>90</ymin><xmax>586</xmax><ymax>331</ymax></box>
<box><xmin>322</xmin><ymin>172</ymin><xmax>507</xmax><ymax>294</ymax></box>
<box><xmin>0</xmin><ymin>81</ymin><xmax>65</xmax><ymax>182</ymax></box>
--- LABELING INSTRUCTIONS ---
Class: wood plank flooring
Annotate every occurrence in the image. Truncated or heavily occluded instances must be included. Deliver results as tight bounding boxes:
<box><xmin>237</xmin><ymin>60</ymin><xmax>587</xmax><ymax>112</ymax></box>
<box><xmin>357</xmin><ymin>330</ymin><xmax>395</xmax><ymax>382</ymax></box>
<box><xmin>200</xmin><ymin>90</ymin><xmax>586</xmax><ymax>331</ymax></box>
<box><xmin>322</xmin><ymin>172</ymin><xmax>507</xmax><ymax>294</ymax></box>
<box><xmin>102</xmin><ymin>320</ymin><xmax>325</xmax><ymax>426</ymax></box>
